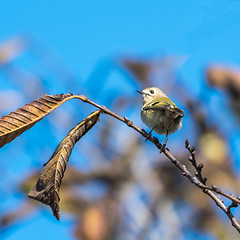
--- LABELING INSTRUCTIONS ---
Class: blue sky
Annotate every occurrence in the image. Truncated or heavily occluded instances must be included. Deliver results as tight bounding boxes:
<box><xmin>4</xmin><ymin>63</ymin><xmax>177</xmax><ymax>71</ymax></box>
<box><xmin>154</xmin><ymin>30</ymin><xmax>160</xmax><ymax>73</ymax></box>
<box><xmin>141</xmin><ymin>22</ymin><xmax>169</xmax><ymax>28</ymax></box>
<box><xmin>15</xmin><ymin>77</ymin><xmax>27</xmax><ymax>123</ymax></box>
<box><xmin>1</xmin><ymin>0</ymin><xmax>240</xmax><ymax>82</ymax></box>
<box><xmin>1</xmin><ymin>1</ymin><xmax>240</xmax><ymax>240</ymax></box>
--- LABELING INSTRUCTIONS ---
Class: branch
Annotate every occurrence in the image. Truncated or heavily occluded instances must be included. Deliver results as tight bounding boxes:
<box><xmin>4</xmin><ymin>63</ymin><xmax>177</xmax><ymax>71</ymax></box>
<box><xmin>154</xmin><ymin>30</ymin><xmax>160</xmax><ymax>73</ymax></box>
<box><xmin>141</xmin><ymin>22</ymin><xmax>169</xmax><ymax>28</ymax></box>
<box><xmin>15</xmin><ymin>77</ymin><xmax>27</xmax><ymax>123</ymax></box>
<box><xmin>77</xmin><ymin>94</ymin><xmax>240</xmax><ymax>233</ymax></box>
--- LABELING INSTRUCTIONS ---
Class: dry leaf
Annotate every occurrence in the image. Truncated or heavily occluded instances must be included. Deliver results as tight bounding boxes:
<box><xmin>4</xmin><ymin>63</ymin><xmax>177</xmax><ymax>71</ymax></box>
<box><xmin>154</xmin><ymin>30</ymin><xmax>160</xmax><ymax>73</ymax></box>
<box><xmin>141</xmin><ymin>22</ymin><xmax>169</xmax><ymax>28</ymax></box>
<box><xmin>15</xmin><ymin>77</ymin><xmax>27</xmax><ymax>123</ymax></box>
<box><xmin>28</xmin><ymin>110</ymin><xmax>101</xmax><ymax>220</ymax></box>
<box><xmin>0</xmin><ymin>93</ymin><xmax>87</xmax><ymax>148</ymax></box>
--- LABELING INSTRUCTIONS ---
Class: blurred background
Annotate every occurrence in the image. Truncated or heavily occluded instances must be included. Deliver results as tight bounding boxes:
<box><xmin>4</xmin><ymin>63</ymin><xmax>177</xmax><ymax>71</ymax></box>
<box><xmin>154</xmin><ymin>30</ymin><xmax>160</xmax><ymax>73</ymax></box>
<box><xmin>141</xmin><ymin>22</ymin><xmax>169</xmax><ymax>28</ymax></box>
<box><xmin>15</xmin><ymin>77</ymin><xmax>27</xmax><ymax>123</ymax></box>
<box><xmin>1</xmin><ymin>1</ymin><xmax>240</xmax><ymax>240</ymax></box>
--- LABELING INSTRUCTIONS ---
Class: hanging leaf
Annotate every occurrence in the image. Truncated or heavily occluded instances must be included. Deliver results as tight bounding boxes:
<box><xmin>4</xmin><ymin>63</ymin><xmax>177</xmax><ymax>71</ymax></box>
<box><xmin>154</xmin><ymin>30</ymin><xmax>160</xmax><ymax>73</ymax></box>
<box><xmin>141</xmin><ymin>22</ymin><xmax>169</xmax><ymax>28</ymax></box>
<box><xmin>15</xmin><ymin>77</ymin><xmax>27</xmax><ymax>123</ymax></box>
<box><xmin>28</xmin><ymin>110</ymin><xmax>101</xmax><ymax>220</ymax></box>
<box><xmin>0</xmin><ymin>93</ymin><xmax>87</xmax><ymax>148</ymax></box>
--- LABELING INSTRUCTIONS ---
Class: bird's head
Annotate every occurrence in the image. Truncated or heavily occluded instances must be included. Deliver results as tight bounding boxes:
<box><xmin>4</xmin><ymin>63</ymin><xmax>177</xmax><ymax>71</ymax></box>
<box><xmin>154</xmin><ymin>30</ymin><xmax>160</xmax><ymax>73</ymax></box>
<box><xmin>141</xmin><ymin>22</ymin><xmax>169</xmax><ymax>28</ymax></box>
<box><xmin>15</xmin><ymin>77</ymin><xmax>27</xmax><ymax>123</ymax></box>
<box><xmin>137</xmin><ymin>87</ymin><xmax>167</xmax><ymax>104</ymax></box>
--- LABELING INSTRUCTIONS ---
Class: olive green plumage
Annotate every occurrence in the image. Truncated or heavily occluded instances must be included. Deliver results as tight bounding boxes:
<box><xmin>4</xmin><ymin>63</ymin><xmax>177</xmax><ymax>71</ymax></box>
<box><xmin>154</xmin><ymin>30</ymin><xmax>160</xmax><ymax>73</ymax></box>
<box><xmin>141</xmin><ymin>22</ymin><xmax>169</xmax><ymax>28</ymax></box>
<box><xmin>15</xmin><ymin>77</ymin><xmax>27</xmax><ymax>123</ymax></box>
<box><xmin>138</xmin><ymin>87</ymin><xmax>184</xmax><ymax>136</ymax></box>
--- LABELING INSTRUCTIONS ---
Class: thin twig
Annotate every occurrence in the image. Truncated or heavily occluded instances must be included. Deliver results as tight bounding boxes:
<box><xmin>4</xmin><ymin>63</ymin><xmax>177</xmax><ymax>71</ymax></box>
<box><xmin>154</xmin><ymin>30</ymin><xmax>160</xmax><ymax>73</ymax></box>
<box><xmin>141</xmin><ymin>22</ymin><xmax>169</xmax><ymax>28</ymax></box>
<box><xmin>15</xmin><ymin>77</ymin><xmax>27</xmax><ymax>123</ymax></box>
<box><xmin>185</xmin><ymin>139</ymin><xmax>207</xmax><ymax>184</ymax></box>
<box><xmin>77</xmin><ymin>95</ymin><xmax>162</xmax><ymax>146</ymax></box>
<box><xmin>185</xmin><ymin>140</ymin><xmax>240</xmax><ymax>205</ymax></box>
<box><xmin>210</xmin><ymin>186</ymin><xmax>240</xmax><ymax>205</ymax></box>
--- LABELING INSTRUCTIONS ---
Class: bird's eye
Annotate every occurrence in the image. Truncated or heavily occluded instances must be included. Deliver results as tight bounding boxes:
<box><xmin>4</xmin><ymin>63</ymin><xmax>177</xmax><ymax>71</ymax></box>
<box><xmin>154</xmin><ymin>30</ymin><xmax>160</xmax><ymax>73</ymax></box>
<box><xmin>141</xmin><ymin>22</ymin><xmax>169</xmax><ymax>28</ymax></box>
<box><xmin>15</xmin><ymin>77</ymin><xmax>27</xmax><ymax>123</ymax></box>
<box><xmin>150</xmin><ymin>90</ymin><xmax>154</xmax><ymax>94</ymax></box>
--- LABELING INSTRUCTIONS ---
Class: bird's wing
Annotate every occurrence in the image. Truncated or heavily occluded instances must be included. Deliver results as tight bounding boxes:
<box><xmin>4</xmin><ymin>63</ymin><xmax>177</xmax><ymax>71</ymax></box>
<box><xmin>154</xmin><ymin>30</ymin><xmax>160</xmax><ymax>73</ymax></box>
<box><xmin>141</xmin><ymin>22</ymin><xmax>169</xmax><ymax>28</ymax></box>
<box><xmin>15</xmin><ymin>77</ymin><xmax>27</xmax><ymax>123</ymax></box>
<box><xmin>143</xmin><ymin>100</ymin><xmax>173</xmax><ymax>111</ymax></box>
<box><xmin>143</xmin><ymin>99</ymin><xmax>185</xmax><ymax>117</ymax></box>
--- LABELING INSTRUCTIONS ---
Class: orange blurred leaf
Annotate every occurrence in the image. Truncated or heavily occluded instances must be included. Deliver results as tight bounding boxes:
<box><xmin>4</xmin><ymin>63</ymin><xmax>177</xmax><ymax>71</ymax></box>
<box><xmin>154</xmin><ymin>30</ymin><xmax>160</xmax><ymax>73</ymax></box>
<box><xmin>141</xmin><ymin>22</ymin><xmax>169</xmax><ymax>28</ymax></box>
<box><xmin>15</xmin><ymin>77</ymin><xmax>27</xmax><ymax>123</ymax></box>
<box><xmin>82</xmin><ymin>206</ymin><xmax>107</xmax><ymax>240</ymax></box>
<box><xmin>206</xmin><ymin>66</ymin><xmax>240</xmax><ymax>98</ymax></box>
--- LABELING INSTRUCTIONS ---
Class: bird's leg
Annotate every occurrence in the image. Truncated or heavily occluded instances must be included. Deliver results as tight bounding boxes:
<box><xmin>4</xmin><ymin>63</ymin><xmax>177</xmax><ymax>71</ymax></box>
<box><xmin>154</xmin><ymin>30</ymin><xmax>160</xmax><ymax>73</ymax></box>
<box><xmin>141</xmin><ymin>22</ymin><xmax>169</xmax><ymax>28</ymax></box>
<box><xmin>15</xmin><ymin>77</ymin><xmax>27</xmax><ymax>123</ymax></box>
<box><xmin>144</xmin><ymin>126</ymin><xmax>156</xmax><ymax>142</ymax></box>
<box><xmin>160</xmin><ymin>129</ymin><xmax>169</xmax><ymax>152</ymax></box>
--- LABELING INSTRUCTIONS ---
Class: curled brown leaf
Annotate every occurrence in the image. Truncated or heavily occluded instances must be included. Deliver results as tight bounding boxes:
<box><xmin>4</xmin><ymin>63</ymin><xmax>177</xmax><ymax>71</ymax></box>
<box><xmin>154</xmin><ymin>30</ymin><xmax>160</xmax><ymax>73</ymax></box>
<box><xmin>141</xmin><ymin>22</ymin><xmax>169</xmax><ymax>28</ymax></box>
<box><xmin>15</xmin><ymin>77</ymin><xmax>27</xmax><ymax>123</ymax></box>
<box><xmin>28</xmin><ymin>110</ymin><xmax>101</xmax><ymax>220</ymax></box>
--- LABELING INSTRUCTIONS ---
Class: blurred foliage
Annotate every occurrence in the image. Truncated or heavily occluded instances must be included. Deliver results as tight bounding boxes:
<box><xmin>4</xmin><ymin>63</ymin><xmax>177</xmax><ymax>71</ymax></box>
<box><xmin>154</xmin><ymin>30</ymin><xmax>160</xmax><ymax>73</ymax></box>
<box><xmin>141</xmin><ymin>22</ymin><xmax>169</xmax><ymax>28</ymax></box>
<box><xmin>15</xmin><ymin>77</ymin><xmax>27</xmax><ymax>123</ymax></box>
<box><xmin>1</xmin><ymin>36</ymin><xmax>240</xmax><ymax>240</ymax></box>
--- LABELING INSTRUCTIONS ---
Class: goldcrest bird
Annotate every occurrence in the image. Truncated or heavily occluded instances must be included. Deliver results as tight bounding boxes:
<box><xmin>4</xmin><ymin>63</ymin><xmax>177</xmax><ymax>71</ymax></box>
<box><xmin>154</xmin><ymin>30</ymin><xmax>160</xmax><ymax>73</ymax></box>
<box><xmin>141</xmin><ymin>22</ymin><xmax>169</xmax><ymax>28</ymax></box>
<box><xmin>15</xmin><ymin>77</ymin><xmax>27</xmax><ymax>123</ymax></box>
<box><xmin>137</xmin><ymin>87</ymin><xmax>184</xmax><ymax>148</ymax></box>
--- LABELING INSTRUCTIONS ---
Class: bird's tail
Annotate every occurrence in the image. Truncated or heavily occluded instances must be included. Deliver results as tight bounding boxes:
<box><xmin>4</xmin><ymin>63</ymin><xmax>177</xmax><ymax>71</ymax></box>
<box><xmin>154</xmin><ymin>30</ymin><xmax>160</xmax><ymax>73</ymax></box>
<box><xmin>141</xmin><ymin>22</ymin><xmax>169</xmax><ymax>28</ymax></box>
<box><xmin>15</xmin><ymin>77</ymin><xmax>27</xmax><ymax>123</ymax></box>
<box><xmin>172</xmin><ymin>107</ymin><xmax>185</xmax><ymax>117</ymax></box>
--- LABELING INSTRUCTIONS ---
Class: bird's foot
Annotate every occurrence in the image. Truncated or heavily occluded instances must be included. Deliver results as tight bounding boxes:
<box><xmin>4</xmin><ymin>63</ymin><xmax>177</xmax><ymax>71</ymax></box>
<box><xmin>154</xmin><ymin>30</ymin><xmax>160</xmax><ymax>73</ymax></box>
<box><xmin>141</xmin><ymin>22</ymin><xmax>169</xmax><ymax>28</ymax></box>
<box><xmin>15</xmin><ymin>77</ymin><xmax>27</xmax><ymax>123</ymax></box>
<box><xmin>141</xmin><ymin>129</ymin><xmax>153</xmax><ymax>142</ymax></box>
<box><xmin>160</xmin><ymin>143</ymin><xmax>166</xmax><ymax>153</ymax></box>
<box><xmin>160</xmin><ymin>136</ymin><xmax>168</xmax><ymax>153</ymax></box>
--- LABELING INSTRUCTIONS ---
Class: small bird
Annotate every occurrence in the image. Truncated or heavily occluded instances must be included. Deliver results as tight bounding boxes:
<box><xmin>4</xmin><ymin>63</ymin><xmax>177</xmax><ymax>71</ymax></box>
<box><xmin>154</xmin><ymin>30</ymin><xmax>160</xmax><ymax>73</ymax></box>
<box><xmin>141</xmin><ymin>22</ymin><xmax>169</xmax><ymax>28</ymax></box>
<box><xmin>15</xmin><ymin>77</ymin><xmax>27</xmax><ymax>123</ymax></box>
<box><xmin>137</xmin><ymin>87</ymin><xmax>184</xmax><ymax>149</ymax></box>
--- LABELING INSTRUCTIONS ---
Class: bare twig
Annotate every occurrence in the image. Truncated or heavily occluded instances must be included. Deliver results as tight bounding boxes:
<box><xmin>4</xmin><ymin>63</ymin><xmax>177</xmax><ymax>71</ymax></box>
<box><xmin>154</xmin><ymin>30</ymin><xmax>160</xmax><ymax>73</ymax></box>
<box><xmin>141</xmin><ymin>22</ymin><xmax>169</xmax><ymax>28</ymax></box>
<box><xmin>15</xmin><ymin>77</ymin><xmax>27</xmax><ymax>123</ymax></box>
<box><xmin>210</xmin><ymin>186</ymin><xmax>240</xmax><ymax>205</ymax></box>
<box><xmin>185</xmin><ymin>139</ymin><xmax>207</xmax><ymax>185</ymax></box>
<box><xmin>185</xmin><ymin>139</ymin><xmax>240</xmax><ymax>232</ymax></box>
<box><xmin>78</xmin><ymin>95</ymin><xmax>161</xmax><ymax>146</ymax></box>
<box><xmin>185</xmin><ymin>140</ymin><xmax>240</xmax><ymax>206</ymax></box>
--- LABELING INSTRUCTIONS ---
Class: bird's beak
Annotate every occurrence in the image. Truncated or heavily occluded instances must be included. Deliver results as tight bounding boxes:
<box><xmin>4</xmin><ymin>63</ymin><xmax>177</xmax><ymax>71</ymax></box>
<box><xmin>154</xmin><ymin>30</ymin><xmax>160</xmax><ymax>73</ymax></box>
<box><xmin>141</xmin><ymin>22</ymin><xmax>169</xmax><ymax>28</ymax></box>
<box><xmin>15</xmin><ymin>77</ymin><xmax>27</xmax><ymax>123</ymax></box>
<box><xmin>137</xmin><ymin>90</ymin><xmax>150</xmax><ymax>96</ymax></box>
